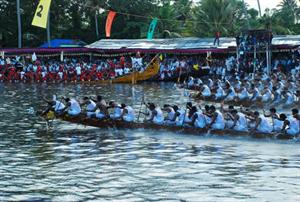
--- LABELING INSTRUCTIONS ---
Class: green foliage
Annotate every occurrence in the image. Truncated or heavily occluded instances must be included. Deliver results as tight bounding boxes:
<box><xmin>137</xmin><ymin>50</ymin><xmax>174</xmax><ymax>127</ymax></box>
<box><xmin>0</xmin><ymin>0</ymin><xmax>299</xmax><ymax>47</ymax></box>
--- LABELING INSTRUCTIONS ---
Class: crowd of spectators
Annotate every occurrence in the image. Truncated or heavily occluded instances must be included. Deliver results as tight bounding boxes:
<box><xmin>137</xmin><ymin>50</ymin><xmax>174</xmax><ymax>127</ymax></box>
<box><xmin>0</xmin><ymin>50</ymin><xmax>299</xmax><ymax>83</ymax></box>
<box><xmin>0</xmin><ymin>55</ymin><xmax>144</xmax><ymax>83</ymax></box>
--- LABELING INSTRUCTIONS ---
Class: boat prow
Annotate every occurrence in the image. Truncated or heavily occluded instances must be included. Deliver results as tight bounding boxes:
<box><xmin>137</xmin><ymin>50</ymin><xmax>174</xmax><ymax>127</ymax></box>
<box><xmin>87</xmin><ymin>56</ymin><xmax>160</xmax><ymax>84</ymax></box>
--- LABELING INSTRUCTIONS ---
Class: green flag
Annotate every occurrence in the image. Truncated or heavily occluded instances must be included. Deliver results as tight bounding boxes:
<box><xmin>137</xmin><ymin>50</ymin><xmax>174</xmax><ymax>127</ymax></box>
<box><xmin>147</xmin><ymin>18</ymin><xmax>158</xmax><ymax>40</ymax></box>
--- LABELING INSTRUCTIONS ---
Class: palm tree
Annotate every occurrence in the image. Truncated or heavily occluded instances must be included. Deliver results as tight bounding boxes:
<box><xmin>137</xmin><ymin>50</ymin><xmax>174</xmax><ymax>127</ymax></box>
<box><xmin>277</xmin><ymin>0</ymin><xmax>299</xmax><ymax>24</ymax></box>
<box><xmin>156</xmin><ymin>0</ymin><xmax>182</xmax><ymax>38</ymax></box>
<box><xmin>192</xmin><ymin>0</ymin><xmax>243</xmax><ymax>37</ymax></box>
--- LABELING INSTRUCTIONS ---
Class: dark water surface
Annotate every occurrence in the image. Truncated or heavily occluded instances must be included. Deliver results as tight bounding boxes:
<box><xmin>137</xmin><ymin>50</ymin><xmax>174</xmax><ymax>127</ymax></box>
<box><xmin>0</xmin><ymin>83</ymin><xmax>299</xmax><ymax>202</ymax></box>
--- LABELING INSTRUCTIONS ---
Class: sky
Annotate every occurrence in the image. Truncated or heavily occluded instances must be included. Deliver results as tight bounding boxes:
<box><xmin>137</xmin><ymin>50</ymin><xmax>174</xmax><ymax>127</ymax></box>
<box><xmin>193</xmin><ymin>0</ymin><xmax>289</xmax><ymax>13</ymax></box>
<box><xmin>245</xmin><ymin>0</ymin><xmax>282</xmax><ymax>12</ymax></box>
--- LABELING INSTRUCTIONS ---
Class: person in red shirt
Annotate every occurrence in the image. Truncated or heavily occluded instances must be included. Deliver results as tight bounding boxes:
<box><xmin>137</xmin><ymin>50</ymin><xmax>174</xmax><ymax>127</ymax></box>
<box><xmin>120</xmin><ymin>55</ymin><xmax>125</xmax><ymax>68</ymax></box>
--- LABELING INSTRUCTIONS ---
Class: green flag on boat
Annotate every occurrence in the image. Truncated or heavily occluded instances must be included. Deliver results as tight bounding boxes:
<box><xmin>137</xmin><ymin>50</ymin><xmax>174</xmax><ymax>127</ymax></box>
<box><xmin>147</xmin><ymin>18</ymin><xmax>158</xmax><ymax>40</ymax></box>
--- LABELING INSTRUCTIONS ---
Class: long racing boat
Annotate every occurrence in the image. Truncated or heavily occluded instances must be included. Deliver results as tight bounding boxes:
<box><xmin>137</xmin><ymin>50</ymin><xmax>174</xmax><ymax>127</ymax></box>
<box><xmin>88</xmin><ymin>56</ymin><xmax>160</xmax><ymax>84</ymax></box>
<box><xmin>189</xmin><ymin>92</ymin><xmax>300</xmax><ymax>108</ymax></box>
<box><xmin>45</xmin><ymin>113</ymin><xmax>297</xmax><ymax>141</ymax></box>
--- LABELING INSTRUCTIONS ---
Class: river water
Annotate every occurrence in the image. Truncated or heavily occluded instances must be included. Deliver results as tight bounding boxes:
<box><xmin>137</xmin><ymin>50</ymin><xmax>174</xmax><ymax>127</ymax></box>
<box><xmin>0</xmin><ymin>83</ymin><xmax>299</xmax><ymax>202</ymax></box>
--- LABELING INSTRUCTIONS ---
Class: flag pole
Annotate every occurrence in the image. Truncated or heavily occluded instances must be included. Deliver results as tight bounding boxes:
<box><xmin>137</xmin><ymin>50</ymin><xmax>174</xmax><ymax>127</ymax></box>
<box><xmin>47</xmin><ymin>11</ymin><xmax>51</xmax><ymax>47</ymax></box>
<box><xmin>16</xmin><ymin>0</ymin><xmax>22</xmax><ymax>48</ymax></box>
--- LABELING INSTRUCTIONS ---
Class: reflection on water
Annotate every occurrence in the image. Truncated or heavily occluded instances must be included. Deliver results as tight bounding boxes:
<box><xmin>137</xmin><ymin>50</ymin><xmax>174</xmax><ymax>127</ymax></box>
<box><xmin>0</xmin><ymin>83</ymin><xmax>300</xmax><ymax>201</ymax></box>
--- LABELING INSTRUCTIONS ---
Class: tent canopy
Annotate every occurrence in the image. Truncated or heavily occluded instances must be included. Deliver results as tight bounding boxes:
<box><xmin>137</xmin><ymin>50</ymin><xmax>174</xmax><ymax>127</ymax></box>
<box><xmin>86</xmin><ymin>35</ymin><xmax>300</xmax><ymax>50</ymax></box>
<box><xmin>40</xmin><ymin>39</ymin><xmax>87</xmax><ymax>48</ymax></box>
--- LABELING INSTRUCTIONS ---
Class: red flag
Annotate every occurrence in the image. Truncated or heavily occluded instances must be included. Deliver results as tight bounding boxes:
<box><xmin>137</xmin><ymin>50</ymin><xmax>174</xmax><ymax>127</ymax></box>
<box><xmin>105</xmin><ymin>11</ymin><xmax>116</xmax><ymax>38</ymax></box>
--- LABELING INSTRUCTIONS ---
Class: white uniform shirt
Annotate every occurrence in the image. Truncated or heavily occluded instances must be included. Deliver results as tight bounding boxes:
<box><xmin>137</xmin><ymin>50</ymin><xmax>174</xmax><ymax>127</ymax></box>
<box><xmin>201</xmin><ymin>85</ymin><xmax>211</xmax><ymax>97</ymax></box>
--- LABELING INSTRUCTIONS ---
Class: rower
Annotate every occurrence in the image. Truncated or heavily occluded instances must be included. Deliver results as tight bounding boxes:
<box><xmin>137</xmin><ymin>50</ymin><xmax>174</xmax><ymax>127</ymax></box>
<box><xmin>206</xmin><ymin>105</ymin><xmax>225</xmax><ymax>130</ymax></box>
<box><xmin>208</xmin><ymin>78</ymin><xmax>214</xmax><ymax>88</ymax></box>
<box><xmin>62</xmin><ymin>97</ymin><xmax>82</xmax><ymax>116</ymax></box>
<box><xmin>282</xmin><ymin>90</ymin><xmax>295</xmax><ymax>106</ymax></box>
<box><xmin>172</xmin><ymin>105</ymin><xmax>185</xmax><ymax>126</ymax></box>
<box><xmin>249</xmin><ymin>84</ymin><xmax>262</xmax><ymax>101</ymax></box>
<box><xmin>120</xmin><ymin>103</ymin><xmax>135</xmax><ymax>122</ymax></box>
<box><xmin>145</xmin><ymin>103</ymin><xmax>164</xmax><ymax>125</ymax></box>
<box><xmin>272</xmin><ymin>86</ymin><xmax>282</xmax><ymax>104</ymax></box>
<box><xmin>203</xmin><ymin>105</ymin><xmax>212</xmax><ymax>124</ymax></box>
<box><xmin>214</xmin><ymin>84</ymin><xmax>225</xmax><ymax>100</ymax></box>
<box><xmin>263</xmin><ymin>108</ymin><xmax>283</xmax><ymax>132</ymax></box>
<box><xmin>198</xmin><ymin>83</ymin><xmax>211</xmax><ymax>98</ymax></box>
<box><xmin>185</xmin><ymin>106</ymin><xmax>197</xmax><ymax>125</ymax></box>
<box><xmin>108</xmin><ymin>100</ymin><xmax>122</xmax><ymax>120</ymax></box>
<box><xmin>91</xmin><ymin>95</ymin><xmax>109</xmax><ymax>119</ymax></box>
<box><xmin>162</xmin><ymin>104</ymin><xmax>176</xmax><ymax>125</ymax></box>
<box><xmin>41</xmin><ymin>95</ymin><xmax>65</xmax><ymax>115</ymax></box>
<box><xmin>190</xmin><ymin>106</ymin><xmax>206</xmax><ymax>129</ymax></box>
<box><xmin>81</xmin><ymin>97</ymin><xmax>96</xmax><ymax>117</ymax></box>
<box><xmin>184</xmin><ymin>102</ymin><xmax>194</xmax><ymax>123</ymax></box>
<box><xmin>227</xmin><ymin>109</ymin><xmax>248</xmax><ymax>131</ymax></box>
<box><xmin>282</xmin><ymin>110</ymin><xmax>299</xmax><ymax>136</ymax></box>
<box><xmin>236</xmin><ymin>85</ymin><xmax>249</xmax><ymax>101</ymax></box>
<box><xmin>187</xmin><ymin>77</ymin><xmax>194</xmax><ymax>89</ymax></box>
<box><xmin>223</xmin><ymin>82</ymin><xmax>236</xmax><ymax>101</ymax></box>
<box><xmin>249</xmin><ymin>111</ymin><xmax>272</xmax><ymax>133</ymax></box>
<box><xmin>261</xmin><ymin>86</ymin><xmax>273</xmax><ymax>102</ymax></box>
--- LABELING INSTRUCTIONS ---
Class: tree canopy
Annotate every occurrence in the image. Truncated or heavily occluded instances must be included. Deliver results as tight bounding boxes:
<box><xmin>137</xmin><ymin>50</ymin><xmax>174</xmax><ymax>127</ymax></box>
<box><xmin>0</xmin><ymin>0</ymin><xmax>299</xmax><ymax>47</ymax></box>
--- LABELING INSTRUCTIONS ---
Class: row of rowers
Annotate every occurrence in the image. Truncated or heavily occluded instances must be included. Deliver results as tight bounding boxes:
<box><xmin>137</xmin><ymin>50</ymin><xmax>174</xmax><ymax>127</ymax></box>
<box><xmin>188</xmin><ymin>77</ymin><xmax>300</xmax><ymax>105</ymax></box>
<box><xmin>43</xmin><ymin>96</ymin><xmax>300</xmax><ymax>136</ymax></box>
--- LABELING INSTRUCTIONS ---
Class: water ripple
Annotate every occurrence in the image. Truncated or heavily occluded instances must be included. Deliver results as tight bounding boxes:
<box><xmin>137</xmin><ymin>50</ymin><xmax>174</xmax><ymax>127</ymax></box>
<box><xmin>0</xmin><ymin>83</ymin><xmax>300</xmax><ymax>201</ymax></box>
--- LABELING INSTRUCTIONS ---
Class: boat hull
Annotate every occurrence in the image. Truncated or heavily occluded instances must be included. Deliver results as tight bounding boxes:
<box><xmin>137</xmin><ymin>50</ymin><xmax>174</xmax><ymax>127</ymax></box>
<box><xmin>52</xmin><ymin>114</ymin><xmax>296</xmax><ymax>140</ymax></box>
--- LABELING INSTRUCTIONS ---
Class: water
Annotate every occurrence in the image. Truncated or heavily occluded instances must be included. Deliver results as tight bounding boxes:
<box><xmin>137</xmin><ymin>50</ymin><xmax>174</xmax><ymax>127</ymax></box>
<box><xmin>0</xmin><ymin>83</ymin><xmax>299</xmax><ymax>202</ymax></box>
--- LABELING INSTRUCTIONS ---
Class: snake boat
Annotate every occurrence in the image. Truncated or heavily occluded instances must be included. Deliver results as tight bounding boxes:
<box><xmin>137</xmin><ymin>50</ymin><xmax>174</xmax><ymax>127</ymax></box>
<box><xmin>87</xmin><ymin>56</ymin><xmax>160</xmax><ymax>84</ymax></box>
<box><xmin>190</xmin><ymin>93</ymin><xmax>300</xmax><ymax>109</ymax></box>
<box><xmin>45</xmin><ymin>113</ymin><xmax>297</xmax><ymax>141</ymax></box>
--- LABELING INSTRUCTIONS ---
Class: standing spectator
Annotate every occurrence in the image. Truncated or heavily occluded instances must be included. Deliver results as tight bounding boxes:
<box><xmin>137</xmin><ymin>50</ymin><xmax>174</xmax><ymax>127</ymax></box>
<box><xmin>214</xmin><ymin>31</ymin><xmax>221</xmax><ymax>46</ymax></box>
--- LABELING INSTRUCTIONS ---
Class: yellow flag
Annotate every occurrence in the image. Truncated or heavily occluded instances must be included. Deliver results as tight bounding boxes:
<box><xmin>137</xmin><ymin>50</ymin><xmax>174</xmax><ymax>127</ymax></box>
<box><xmin>193</xmin><ymin>64</ymin><xmax>199</xmax><ymax>71</ymax></box>
<box><xmin>31</xmin><ymin>0</ymin><xmax>52</xmax><ymax>28</ymax></box>
<box><xmin>159</xmin><ymin>54</ymin><xmax>163</xmax><ymax>61</ymax></box>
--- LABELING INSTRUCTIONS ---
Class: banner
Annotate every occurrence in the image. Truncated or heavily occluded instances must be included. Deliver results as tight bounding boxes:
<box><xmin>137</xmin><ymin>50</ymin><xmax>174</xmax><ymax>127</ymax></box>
<box><xmin>105</xmin><ymin>11</ymin><xmax>117</xmax><ymax>38</ymax></box>
<box><xmin>147</xmin><ymin>18</ymin><xmax>158</xmax><ymax>40</ymax></box>
<box><xmin>32</xmin><ymin>0</ymin><xmax>52</xmax><ymax>28</ymax></box>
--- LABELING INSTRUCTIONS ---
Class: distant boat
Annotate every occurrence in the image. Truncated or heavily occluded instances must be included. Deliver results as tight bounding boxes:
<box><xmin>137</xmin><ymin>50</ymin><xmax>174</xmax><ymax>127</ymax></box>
<box><xmin>88</xmin><ymin>55</ymin><xmax>160</xmax><ymax>84</ymax></box>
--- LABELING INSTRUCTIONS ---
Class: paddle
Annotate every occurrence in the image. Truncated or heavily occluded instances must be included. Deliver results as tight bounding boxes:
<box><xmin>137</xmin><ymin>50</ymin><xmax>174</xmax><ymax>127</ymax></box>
<box><xmin>137</xmin><ymin>95</ymin><xmax>145</xmax><ymax>122</ymax></box>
